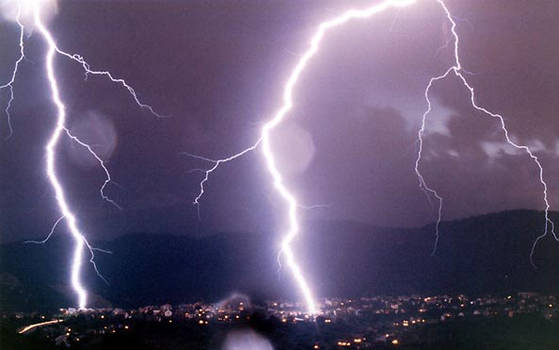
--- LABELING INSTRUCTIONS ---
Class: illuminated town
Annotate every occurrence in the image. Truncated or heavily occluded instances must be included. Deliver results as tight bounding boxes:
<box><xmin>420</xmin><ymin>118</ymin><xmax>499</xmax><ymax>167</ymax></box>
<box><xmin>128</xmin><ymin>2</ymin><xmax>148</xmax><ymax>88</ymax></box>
<box><xmin>5</xmin><ymin>292</ymin><xmax>557</xmax><ymax>349</ymax></box>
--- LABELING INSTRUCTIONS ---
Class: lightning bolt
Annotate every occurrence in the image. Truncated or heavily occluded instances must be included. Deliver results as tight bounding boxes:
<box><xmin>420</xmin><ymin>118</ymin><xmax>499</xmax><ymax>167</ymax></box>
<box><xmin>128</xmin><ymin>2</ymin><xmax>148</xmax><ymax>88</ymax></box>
<box><xmin>417</xmin><ymin>0</ymin><xmax>557</xmax><ymax>263</ymax></box>
<box><xmin>1</xmin><ymin>5</ymin><xmax>164</xmax><ymax>139</ymax></box>
<box><xmin>34</xmin><ymin>3</ymin><xmax>106</xmax><ymax>308</ymax></box>
<box><xmin>3</xmin><ymin>1</ymin><xmax>162</xmax><ymax>308</ymax></box>
<box><xmin>6</xmin><ymin>0</ymin><xmax>553</xmax><ymax>313</ymax></box>
<box><xmin>189</xmin><ymin>0</ymin><xmax>417</xmax><ymax>314</ymax></box>
<box><xmin>0</xmin><ymin>6</ymin><xmax>24</xmax><ymax>139</ymax></box>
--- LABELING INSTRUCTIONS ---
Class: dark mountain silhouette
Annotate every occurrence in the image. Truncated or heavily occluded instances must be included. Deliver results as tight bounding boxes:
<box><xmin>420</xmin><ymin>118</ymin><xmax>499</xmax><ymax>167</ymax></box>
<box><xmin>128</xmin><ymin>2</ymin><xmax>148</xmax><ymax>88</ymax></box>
<box><xmin>1</xmin><ymin>210</ymin><xmax>558</xmax><ymax>311</ymax></box>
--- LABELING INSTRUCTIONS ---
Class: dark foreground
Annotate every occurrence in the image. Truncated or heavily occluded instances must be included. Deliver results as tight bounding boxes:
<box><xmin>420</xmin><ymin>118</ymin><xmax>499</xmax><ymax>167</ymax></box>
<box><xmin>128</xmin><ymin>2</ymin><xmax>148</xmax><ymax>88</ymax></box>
<box><xmin>2</xmin><ymin>293</ymin><xmax>559</xmax><ymax>350</ymax></box>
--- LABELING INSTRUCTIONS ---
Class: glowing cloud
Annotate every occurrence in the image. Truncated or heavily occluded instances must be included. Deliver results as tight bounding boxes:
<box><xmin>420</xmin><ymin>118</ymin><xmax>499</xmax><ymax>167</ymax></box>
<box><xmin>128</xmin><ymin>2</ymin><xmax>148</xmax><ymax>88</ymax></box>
<box><xmin>1</xmin><ymin>0</ymin><xmax>58</xmax><ymax>29</ymax></box>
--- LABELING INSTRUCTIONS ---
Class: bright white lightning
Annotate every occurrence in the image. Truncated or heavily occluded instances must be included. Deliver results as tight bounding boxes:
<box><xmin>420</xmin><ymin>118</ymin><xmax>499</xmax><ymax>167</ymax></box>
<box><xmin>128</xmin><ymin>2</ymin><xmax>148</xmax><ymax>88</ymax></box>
<box><xmin>417</xmin><ymin>0</ymin><xmax>557</xmax><ymax>263</ymax></box>
<box><xmin>190</xmin><ymin>0</ymin><xmax>417</xmax><ymax>315</ymax></box>
<box><xmin>52</xmin><ymin>51</ymin><xmax>165</xmax><ymax>119</ymax></box>
<box><xmin>3</xmin><ymin>1</ymin><xmax>162</xmax><ymax>308</ymax></box>
<box><xmin>0</xmin><ymin>6</ymin><xmax>24</xmax><ymax>139</ymax></box>
<box><xmin>33</xmin><ymin>4</ymin><xmax>95</xmax><ymax>308</ymax></box>
<box><xmin>2</xmin><ymin>6</ymin><xmax>163</xmax><ymax>206</ymax></box>
<box><xmin>8</xmin><ymin>0</ymin><xmax>550</xmax><ymax>313</ymax></box>
<box><xmin>24</xmin><ymin>215</ymin><xmax>65</xmax><ymax>244</ymax></box>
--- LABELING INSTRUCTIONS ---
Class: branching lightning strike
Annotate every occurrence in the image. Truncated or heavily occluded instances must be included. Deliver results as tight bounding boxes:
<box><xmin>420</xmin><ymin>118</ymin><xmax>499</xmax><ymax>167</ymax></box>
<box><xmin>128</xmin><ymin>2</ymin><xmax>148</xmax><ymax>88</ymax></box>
<box><xmin>4</xmin><ymin>0</ymin><xmax>555</xmax><ymax>313</ymax></box>
<box><xmin>0</xmin><ymin>6</ymin><xmax>24</xmax><ymax>139</ymax></box>
<box><xmin>416</xmin><ymin>0</ymin><xmax>557</xmax><ymax>264</ymax></box>
<box><xmin>3</xmin><ymin>1</ymin><xmax>162</xmax><ymax>308</ymax></box>
<box><xmin>190</xmin><ymin>0</ymin><xmax>557</xmax><ymax>313</ymax></box>
<box><xmin>190</xmin><ymin>0</ymin><xmax>417</xmax><ymax>314</ymax></box>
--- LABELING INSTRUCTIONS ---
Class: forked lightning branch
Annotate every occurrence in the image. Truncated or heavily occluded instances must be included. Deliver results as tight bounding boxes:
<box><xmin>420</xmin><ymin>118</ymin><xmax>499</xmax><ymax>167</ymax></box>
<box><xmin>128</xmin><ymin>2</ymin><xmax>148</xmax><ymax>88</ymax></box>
<box><xmin>1</xmin><ymin>0</ymin><xmax>555</xmax><ymax>313</ymax></box>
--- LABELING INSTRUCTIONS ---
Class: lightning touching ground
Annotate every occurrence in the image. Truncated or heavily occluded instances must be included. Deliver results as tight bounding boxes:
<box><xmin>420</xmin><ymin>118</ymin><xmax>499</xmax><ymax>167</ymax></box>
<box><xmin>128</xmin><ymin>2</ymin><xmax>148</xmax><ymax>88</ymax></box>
<box><xmin>3</xmin><ymin>0</ymin><xmax>162</xmax><ymax>308</ymax></box>
<box><xmin>3</xmin><ymin>0</ymin><xmax>556</xmax><ymax>313</ymax></box>
<box><xmin>189</xmin><ymin>0</ymin><xmax>557</xmax><ymax>314</ymax></box>
<box><xmin>189</xmin><ymin>0</ymin><xmax>417</xmax><ymax>314</ymax></box>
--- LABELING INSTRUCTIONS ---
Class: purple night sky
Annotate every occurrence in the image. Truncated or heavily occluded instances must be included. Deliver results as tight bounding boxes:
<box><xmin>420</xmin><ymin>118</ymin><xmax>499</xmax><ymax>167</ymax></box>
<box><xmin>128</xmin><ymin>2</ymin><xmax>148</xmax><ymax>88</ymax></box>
<box><xmin>1</xmin><ymin>0</ymin><xmax>558</xmax><ymax>243</ymax></box>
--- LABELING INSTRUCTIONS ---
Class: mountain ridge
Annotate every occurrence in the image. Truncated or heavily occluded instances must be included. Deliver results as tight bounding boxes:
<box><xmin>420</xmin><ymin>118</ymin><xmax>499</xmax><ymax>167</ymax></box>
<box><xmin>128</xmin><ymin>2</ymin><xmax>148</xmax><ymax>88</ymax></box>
<box><xmin>1</xmin><ymin>210</ymin><xmax>558</xmax><ymax>311</ymax></box>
